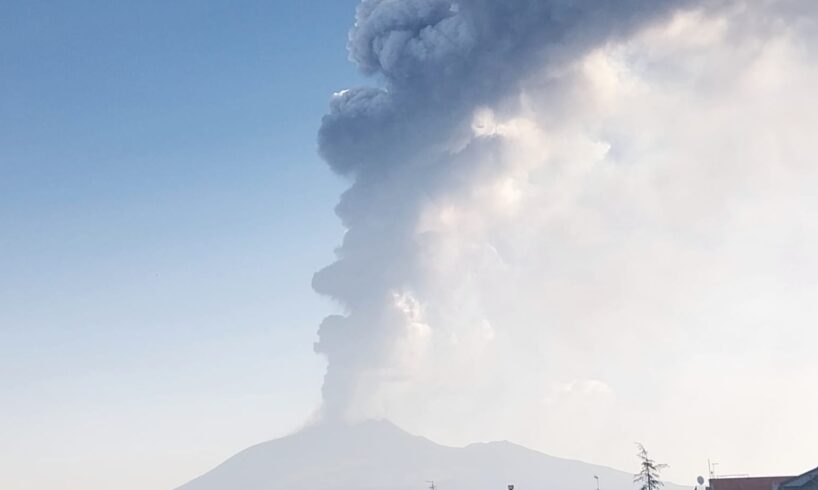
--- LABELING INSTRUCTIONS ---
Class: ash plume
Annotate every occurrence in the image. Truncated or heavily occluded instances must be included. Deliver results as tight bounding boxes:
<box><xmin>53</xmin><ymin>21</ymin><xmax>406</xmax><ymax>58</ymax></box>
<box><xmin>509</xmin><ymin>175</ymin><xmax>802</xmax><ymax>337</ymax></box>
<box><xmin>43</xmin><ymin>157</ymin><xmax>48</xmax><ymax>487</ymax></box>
<box><xmin>307</xmin><ymin>0</ymin><xmax>818</xmax><ymax>477</ymax></box>
<box><xmin>312</xmin><ymin>0</ymin><xmax>711</xmax><ymax>420</ymax></box>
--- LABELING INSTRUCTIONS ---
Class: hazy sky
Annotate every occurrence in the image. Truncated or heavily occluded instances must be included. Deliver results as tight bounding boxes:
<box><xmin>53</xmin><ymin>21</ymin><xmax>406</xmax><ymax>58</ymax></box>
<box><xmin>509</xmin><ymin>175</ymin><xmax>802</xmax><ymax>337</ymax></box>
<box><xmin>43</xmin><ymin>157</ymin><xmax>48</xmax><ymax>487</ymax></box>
<box><xmin>3</xmin><ymin>2</ymin><xmax>818</xmax><ymax>490</ymax></box>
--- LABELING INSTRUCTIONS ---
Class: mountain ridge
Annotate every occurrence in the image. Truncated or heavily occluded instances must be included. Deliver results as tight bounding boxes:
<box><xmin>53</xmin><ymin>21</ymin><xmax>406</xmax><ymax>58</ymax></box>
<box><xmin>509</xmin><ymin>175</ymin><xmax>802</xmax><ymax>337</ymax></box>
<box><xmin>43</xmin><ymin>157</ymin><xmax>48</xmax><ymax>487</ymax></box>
<box><xmin>177</xmin><ymin>419</ymin><xmax>689</xmax><ymax>490</ymax></box>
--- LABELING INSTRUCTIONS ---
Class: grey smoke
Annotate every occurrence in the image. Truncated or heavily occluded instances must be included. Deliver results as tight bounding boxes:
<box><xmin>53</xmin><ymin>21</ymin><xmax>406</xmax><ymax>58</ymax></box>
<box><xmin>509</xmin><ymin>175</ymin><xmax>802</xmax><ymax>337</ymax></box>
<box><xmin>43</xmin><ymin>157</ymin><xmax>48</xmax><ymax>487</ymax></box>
<box><xmin>313</xmin><ymin>0</ymin><xmax>715</xmax><ymax>419</ymax></box>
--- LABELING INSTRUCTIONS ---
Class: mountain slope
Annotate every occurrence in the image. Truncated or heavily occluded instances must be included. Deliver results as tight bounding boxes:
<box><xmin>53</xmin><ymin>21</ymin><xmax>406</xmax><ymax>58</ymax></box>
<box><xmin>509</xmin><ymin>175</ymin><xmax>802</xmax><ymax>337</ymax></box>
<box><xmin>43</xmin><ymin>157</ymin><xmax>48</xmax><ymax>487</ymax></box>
<box><xmin>177</xmin><ymin>420</ymin><xmax>687</xmax><ymax>490</ymax></box>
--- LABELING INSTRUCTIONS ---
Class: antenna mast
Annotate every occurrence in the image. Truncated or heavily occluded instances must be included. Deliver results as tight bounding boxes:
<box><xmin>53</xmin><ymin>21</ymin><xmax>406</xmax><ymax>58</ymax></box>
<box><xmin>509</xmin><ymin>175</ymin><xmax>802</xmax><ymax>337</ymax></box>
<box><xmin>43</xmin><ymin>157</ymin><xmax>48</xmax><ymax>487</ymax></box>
<box><xmin>708</xmin><ymin>460</ymin><xmax>719</xmax><ymax>479</ymax></box>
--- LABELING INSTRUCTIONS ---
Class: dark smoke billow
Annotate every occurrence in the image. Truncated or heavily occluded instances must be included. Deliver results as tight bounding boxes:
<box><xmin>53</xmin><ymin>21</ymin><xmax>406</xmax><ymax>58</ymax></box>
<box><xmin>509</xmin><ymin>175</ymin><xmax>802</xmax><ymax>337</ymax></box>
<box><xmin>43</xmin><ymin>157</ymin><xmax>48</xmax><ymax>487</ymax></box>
<box><xmin>313</xmin><ymin>0</ymin><xmax>710</xmax><ymax>420</ymax></box>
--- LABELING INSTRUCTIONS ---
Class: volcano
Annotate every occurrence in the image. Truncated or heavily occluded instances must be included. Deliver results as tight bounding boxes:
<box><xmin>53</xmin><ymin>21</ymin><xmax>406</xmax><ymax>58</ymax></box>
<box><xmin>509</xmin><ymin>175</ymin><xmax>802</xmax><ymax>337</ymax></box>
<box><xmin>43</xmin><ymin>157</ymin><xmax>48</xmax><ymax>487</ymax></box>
<box><xmin>176</xmin><ymin>420</ymin><xmax>688</xmax><ymax>490</ymax></box>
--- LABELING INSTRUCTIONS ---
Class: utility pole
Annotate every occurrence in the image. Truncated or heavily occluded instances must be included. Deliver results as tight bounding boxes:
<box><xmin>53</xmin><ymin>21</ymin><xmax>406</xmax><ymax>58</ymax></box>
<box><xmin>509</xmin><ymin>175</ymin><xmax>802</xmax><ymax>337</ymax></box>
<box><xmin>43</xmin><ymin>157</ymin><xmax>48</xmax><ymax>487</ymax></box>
<box><xmin>595</xmin><ymin>475</ymin><xmax>600</xmax><ymax>490</ymax></box>
<box><xmin>426</xmin><ymin>481</ymin><xmax>437</xmax><ymax>490</ymax></box>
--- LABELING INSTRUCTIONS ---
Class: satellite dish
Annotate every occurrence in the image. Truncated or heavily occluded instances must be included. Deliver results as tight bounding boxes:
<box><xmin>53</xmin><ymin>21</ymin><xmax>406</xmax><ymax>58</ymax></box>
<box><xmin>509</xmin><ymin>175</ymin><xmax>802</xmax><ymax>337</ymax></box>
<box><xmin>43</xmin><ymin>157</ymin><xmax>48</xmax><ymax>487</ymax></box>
<box><xmin>508</xmin><ymin>485</ymin><xmax>515</xmax><ymax>490</ymax></box>
<box><xmin>698</xmin><ymin>476</ymin><xmax>706</xmax><ymax>485</ymax></box>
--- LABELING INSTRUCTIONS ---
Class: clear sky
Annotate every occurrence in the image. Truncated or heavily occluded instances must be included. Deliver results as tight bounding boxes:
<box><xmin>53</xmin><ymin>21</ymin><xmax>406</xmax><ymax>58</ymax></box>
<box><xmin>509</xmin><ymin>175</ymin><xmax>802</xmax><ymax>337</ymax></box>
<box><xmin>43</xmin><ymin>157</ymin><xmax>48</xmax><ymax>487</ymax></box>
<box><xmin>1</xmin><ymin>2</ymin><xmax>359</xmax><ymax>489</ymax></box>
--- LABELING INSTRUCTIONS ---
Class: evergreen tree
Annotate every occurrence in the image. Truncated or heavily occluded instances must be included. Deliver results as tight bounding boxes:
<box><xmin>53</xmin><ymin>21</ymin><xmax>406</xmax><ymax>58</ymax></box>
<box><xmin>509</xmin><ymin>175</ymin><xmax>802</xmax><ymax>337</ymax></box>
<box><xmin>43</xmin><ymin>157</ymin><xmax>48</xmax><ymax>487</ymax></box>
<box><xmin>634</xmin><ymin>443</ymin><xmax>667</xmax><ymax>490</ymax></box>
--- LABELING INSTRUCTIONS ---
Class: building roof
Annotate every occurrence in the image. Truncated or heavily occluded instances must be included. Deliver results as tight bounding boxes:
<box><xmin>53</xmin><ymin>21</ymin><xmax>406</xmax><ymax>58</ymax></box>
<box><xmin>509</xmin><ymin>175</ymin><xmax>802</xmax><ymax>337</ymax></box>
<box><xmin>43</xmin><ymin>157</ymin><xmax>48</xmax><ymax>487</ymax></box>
<box><xmin>780</xmin><ymin>466</ymin><xmax>818</xmax><ymax>488</ymax></box>
<box><xmin>710</xmin><ymin>476</ymin><xmax>795</xmax><ymax>490</ymax></box>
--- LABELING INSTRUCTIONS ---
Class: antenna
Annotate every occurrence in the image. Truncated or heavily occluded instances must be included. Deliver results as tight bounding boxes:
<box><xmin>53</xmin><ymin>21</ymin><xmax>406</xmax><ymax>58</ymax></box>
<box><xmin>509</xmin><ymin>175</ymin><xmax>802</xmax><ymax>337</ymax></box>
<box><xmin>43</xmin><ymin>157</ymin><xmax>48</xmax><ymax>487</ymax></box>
<box><xmin>708</xmin><ymin>460</ymin><xmax>719</xmax><ymax>479</ymax></box>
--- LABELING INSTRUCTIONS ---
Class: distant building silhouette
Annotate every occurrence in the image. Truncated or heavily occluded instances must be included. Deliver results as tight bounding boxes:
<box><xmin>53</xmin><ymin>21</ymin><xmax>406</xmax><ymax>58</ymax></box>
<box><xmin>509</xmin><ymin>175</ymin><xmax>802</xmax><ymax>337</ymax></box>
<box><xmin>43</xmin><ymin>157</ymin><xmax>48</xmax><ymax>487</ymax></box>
<box><xmin>709</xmin><ymin>466</ymin><xmax>818</xmax><ymax>490</ymax></box>
<box><xmin>778</xmin><ymin>467</ymin><xmax>818</xmax><ymax>490</ymax></box>
<box><xmin>710</xmin><ymin>475</ymin><xmax>794</xmax><ymax>490</ymax></box>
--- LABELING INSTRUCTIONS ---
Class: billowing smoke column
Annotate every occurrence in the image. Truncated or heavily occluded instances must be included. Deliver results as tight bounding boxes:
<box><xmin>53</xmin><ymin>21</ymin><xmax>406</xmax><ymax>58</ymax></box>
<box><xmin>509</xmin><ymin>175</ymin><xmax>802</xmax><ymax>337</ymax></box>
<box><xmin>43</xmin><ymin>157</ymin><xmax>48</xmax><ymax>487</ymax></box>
<box><xmin>313</xmin><ymin>0</ymin><xmax>708</xmax><ymax>420</ymax></box>
<box><xmin>305</xmin><ymin>0</ymin><xmax>818</xmax><ymax>476</ymax></box>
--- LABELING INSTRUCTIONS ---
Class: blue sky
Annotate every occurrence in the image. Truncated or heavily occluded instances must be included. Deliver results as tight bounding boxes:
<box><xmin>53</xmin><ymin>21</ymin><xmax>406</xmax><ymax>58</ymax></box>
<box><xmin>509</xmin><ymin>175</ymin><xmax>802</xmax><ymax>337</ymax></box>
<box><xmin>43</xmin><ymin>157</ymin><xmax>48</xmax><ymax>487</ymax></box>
<box><xmin>1</xmin><ymin>2</ymin><xmax>362</xmax><ymax>488</ymax></box>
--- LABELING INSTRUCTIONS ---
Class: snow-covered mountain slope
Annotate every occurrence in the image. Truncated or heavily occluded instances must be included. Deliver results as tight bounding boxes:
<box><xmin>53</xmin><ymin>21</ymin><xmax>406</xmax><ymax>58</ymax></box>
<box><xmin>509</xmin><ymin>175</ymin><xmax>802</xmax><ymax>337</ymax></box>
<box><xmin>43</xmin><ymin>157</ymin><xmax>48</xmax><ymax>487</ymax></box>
<box><xmin>177</xmin><ymin>420</ymin><xmax>688</xmax><ymax>490</ymax></box>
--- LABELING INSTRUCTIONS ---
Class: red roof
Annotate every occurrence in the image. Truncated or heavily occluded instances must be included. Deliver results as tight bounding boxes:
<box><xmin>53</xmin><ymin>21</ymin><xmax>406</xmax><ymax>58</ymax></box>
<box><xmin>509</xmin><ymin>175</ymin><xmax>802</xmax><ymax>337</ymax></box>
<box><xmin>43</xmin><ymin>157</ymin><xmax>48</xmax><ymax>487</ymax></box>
<box><xmin>711</xmin><ymin>477</ymin><xmax>796</xmax><ymax>490</ymax></box>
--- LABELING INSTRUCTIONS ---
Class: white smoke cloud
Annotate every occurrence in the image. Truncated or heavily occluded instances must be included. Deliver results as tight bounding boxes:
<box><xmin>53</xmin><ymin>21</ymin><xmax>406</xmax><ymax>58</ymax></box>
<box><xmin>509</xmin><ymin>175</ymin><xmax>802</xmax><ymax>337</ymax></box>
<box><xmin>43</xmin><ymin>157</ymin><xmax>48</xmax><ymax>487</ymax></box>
<box><xmin>314</xmin><ymin>0</ymin><xmax>818</xmax><ymax>479</ymax></box>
